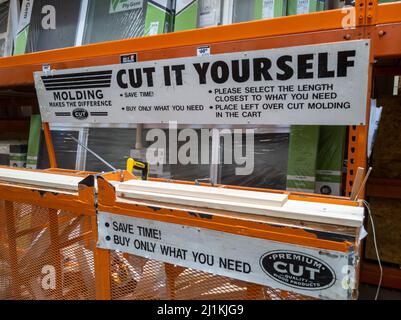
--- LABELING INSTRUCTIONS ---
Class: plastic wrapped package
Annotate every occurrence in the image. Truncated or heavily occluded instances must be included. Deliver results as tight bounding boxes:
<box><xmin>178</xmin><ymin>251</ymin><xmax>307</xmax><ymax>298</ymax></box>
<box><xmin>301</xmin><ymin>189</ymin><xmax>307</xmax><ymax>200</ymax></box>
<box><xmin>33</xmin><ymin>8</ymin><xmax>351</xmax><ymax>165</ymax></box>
<box><xmin>26</xmin><ymin>115</ymin><xmax>42</xmax><ymax>169</ymax></box>
<box><xmin>175</xmin><ymin>0</ymin><xmax>289</xmax><ymax>30</ymax></box>
<box><xmin>287</xmin><ymin>0</ymin><xmax>328</xmax><ymax>15</ymax></box>
<box><xmin>0</xmin><ymin>0</ymin><xmax>11</xmax><ymax>57</ymax></box>
<box><xmin>286</xmin><ymin>125</ymin><xmax>347</xmax><ymax>195</ymax></box>
<box><xmin>37</xmin><ymin>130</ymin><xmax>79</xmax><ymax>170</ymax></box>
<box><xmin>255</xmin><ymin>0</ymin><xmax>288</xmax><ymax>20</ymax></box>
<box><xmin>315</xmin><ymin>126</ymin><xmax>346</xmax><ymax>196</ymax></box>
<box><xmin>82</xmin><ymin>0</ymin><xmax>147</xmax><ymax>44</ymax></box>
<box><xmin>161</xmin><ymin>129</ymin><xmax>212</xmax><ymax>181</ymax></box>
<box><xmin>232</xmin><ymin>0</ymin><xmax>255</xmax><ymax>23</ymax></box>
<box><xmin>15</xmin><ymin>0</ymin><xmax>83</xmax><ymax>54</ymax></box>
<box><xmin>83</xmin><ymin>0</ymin><xmax>174</xmax><ymax>45</ymax></box>
<box><xmin>198</xmin><ymin>0</ymin><xmax>222</xmax><ymax>27</ymax></box>
<box><xmin>286</xmin><ymin>126</ymin><xmax>320</xmax><ymax>193</ymax></box>
<box><xmin>220</xmin><ymin>133</ymin><xmax>289</xmax><ymax>190</ymax></box>
<box><xmin>83</xmin><ymin>0</ymin><xmax>173</xmax><ymax>44</ymax></box>
<box><xmin>142</xmin><ymin>0</ymin><xmax>174</xmax><ymax>35</ymax></box>
<box><xmin>85</xmin><ymin>128</ymin><xmax>136</xmax><ymax>172</ymax></box>
<box><xmin>0</xmin><ymin>38</ymin><xmax>5</xmax><ymax>55</ymax></box>
<box><xmin>84</xmin><ymin>128</ymin><xmax>211</xmax><ymax>181</ymax></box>
<box><xmin>174</xmin><ymin>0</ymin><xmax>222</xmax><ymax>31</ymax></box>
<box><xmin>232</xmin><ymin>0</ymin><xmax>288</xmax><ymax>23</ymax></box>
<box><xmin>174</xmin><ymin>0</ymin><xmax>198</xmax><ymax>31</ymax></box>
<box><xmin>0</xmin><ymin>1</ymin><xmax>8</xmax><ymax>34</ymax></box>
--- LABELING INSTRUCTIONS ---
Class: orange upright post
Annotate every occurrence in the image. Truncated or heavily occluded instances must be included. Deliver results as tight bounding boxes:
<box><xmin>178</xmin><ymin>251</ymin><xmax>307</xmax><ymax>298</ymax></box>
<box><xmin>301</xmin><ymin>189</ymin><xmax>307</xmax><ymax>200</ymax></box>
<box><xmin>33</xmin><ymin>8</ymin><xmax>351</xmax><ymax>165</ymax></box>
<box><xmin>42</xmin><ymin>122</ymin><xmax>57</xmax><ymax>168</ymax></box>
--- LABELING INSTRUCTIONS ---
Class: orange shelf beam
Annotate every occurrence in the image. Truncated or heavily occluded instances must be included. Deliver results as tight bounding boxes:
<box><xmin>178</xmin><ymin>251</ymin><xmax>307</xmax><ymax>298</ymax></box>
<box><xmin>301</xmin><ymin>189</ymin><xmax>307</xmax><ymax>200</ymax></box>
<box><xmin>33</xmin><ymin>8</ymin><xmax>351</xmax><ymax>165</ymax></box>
<box><xmin>376</xmin><ymin>1</ymin><xmax>401</xmax><ymax>25</ymax></box>
<box><xmin>0</xmin><ymin>8</ymin><xmax>362</xmax><ymax>88</ymax></box>
<box><xmin>361</xmin><ymin>261</ymin><xmax>401</xmax><ymax>291</ymax></box>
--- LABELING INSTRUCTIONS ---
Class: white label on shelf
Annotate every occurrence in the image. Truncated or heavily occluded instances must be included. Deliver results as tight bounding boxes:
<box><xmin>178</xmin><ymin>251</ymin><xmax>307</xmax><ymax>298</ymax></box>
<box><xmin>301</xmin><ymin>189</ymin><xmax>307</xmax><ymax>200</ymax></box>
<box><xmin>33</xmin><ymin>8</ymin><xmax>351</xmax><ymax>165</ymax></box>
<box><xmin>197</xmin><ymin>46</ymin><xmax>211</xmax><ymax>56</ymax></box>
<box><xmin>198</xmin><ymin>0</ymin><xmax>221</xmax><ymax>27</ymax></box>
<box><xmin>148</xmin><ymin>21</ymin><xmax>160</xmax><ymax>35</ymax></box>
<box><xmin>297</xmin><ymin>0</ymin><xmax>310</xmax><ymax>14</ymax></box>
<box><xmin>97</xmin><ymin>211</ymin><xmax>356</xmax><ymax>299</ymax></box>
<box><xmin>34</xmin><ymin>40</ymin><xmax>370</xmax><ymax>126</ymax></box>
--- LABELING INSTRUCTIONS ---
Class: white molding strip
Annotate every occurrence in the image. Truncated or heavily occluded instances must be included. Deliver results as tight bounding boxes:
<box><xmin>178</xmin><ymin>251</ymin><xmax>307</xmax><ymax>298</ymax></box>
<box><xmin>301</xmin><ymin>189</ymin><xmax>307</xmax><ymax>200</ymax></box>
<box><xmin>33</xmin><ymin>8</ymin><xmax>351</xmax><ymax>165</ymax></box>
<box><xmin>0</xmin><ymin>167</ymin><xmax>83</xmax><ymax>191</ymax></box>
<box><xmin>116</xmin><ymin>179</ymin><xmax>364</xmax><ymax>227</ymax></box>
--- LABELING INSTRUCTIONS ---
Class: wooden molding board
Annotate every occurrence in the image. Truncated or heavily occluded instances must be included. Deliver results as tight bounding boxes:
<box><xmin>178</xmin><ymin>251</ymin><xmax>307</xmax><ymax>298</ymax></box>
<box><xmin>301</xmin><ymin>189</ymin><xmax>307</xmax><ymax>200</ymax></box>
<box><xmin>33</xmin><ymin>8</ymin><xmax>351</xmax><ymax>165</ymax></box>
<box><xmin>118</xmin><ymin>180</ymin><xmax>288</xmax><ymax>207</ymax></box>
<box><xmin>116</xmin><ymin>180</ymin><xmax>364</xmax><ymax>227</ymax></box>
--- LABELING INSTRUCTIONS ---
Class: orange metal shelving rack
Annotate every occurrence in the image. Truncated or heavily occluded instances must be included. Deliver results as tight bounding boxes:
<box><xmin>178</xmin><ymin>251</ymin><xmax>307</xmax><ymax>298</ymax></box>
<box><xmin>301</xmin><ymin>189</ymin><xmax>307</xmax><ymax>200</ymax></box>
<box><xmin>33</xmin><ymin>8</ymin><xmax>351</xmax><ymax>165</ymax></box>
<box><xmin>0</xmin><ymin>0</ymin><xmax>400</xmax><ymax>294</ymax></box>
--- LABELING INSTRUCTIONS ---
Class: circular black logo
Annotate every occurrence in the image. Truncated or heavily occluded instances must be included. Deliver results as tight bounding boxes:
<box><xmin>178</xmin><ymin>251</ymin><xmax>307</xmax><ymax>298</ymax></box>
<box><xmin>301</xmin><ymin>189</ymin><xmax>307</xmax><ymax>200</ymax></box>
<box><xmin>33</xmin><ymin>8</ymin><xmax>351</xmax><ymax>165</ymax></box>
<box><xmin>260</xmin><ymin>251</ymin><xmax>336</xmax><ymax>290</ymax></box>
<box><xmin>72</xmin><ymin>108</ymin><xmax>89</xmax><ymax>120</ymax></box>
<box><xmin>320</xmin><ymin>185</ymin><xmax>332</xmax><ymax>195</ymax></box>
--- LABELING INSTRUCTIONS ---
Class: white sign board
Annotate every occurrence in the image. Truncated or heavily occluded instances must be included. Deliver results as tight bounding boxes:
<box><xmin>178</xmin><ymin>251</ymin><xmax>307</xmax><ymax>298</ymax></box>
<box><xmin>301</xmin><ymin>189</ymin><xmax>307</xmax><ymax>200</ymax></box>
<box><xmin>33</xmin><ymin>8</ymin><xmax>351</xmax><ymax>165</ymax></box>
<box><xmin>97</xmin><ymin>212</ymin><xmax>357</xmax><ymax>299</ymax></box>
<box><xmin>34</xmin><ymin>40</ymin><xmax>370</xmax><ymax>125</ymax></box>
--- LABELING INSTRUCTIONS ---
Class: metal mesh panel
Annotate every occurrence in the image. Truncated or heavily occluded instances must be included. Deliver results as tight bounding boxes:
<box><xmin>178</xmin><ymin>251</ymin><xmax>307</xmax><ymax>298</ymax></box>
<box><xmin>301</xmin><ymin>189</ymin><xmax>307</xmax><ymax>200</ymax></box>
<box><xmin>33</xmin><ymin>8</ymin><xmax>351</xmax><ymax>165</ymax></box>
<box><xmin>0</xmin><ymin>200</ymin><xmax>96</xmax><ymax>300</ymax></box>
<box><xmin>109</xmin><ymin>252</ymin><xmax>313</xmax><ymax>300</ymax></box>
<box><xmin>0</xmin><ymin>198</ymin><xmax>315</xmax><ymax>300</ymax></box>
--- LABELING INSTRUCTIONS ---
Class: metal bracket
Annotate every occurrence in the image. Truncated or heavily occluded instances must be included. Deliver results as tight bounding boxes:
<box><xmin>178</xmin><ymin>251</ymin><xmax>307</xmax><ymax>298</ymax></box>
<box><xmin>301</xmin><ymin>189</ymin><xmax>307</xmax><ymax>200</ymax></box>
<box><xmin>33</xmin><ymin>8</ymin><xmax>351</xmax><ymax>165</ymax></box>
<box><xmin>366</xmin><ymin>0</ymin><xmax>379</xmax><ymax>25</ymax></box>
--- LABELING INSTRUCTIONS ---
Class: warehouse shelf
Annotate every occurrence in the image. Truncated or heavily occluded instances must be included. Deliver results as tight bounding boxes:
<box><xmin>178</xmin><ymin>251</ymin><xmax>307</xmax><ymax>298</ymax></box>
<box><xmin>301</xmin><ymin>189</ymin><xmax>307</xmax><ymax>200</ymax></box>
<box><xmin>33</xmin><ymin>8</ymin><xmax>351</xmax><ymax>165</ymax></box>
<box><xmin>0</xmin><ymin>0</ymin><xmax>400</xmax><ymax>293</ymax></box>
<box><xmin>0</xmin><ymin>2</ymin><xmax>374</xmax><ymax>88</ymax></box>
<box><xmin>376</xmin><ymin>1</ymin><xmax>401</xmax><ymax>24</ymax></box>
<box><xmin>0</xmin><ymin>3</ymin><xmax>397</xmax><ymax>84</ymax></box>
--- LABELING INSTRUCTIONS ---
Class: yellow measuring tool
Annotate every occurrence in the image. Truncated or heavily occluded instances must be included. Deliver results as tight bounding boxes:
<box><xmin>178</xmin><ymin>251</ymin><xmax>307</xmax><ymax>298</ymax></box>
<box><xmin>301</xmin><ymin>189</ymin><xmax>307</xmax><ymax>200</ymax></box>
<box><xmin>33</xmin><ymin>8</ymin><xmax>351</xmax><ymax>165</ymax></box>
<box><xmin>126</xmin><ymin>158</ymin><xmax>149</xmax><ymax>180</ymax></box>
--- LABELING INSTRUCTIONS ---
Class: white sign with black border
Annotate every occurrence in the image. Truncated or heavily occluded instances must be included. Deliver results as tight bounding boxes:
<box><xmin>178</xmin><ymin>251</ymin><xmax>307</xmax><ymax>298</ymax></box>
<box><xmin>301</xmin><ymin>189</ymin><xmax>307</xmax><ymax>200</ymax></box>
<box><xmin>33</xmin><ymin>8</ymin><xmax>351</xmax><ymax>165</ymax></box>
<box><xmin>97</xmin><ymin>211</ymin><xmax>357</xmax><ymax>300</ymax></box>
<box><xmin>34</xmin><ymin>40</ymin><xmax>370</xmax><ymax>125</ymax></box>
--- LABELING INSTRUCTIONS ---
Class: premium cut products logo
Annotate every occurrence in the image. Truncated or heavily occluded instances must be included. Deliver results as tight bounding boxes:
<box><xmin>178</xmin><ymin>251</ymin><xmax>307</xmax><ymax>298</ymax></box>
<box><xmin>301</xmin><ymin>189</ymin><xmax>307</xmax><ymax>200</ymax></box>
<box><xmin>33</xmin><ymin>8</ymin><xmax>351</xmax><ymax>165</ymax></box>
<box><xmin>260</xmin><ymin>251</ymin><xmax>336</xmax><ymax>290</ymax></box>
